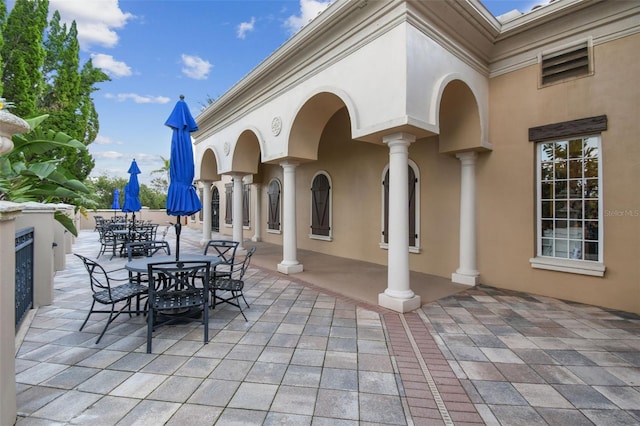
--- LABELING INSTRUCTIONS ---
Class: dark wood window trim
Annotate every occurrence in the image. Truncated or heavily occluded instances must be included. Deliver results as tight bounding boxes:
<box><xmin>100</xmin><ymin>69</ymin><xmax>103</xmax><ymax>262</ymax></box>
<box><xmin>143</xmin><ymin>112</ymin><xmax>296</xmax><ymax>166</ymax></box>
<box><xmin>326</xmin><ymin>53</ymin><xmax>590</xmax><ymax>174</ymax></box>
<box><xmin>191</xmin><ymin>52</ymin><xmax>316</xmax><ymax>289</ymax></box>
<box><xmin>267</xmin><ymin>180</ymin><xmax>281</xmax><ymax>231</ymax></box>
<box><xmin>311</xmin><ymin>173</ymin><xmax>331</xmax><ymax>237</ymax></box>
<box><xmin>224</xmin><ymin>183</ymin><xmax>232</xmax><ymax>225</ymax></box>
<box><xmin>212</xmin><ymin>187</ymin><xmax>220</xmax><ymax>232</ymax></box>
<box><xmin>529</xmin><ymin>115</ymin><xmax>607</xmax><ymax>142</ymax></box>
<box><xmin>242</xmin><ymin>184</ymin><xmax>250</xmax><ymax>227</ymax></box>
<box><xmin>382</xmin><ymin>165</ymin><xmax>417</xmax><ymax>246</ymax></box>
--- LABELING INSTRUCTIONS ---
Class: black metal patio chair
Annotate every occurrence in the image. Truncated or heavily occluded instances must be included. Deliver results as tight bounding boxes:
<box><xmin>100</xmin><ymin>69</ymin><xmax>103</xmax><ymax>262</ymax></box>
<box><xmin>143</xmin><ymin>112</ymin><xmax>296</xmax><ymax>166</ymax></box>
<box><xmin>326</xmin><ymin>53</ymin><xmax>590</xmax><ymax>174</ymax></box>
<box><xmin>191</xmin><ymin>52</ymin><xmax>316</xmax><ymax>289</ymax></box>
<box><xmin>96</xmin><ymin>225</ymin><xmax>118</xmax><ymax>259</ymax></box>
<box><xmin>146</xmin><ymin>260</ymin><xmax>211</xmax><ymax>353</ymax></box>
<box><xmin>203</xmin><ymin>239</ymin><xmax>239</xmax><ymax>280</ymax></box>
<box><xmin>74</xmin><ymin>253</ymin><xmax>148</xmax><ymax>344</ymax></box>
<box><xmin>211</xmin><ymin>246</ymin><xmax>256</xmax><ymax>321</ymax></box>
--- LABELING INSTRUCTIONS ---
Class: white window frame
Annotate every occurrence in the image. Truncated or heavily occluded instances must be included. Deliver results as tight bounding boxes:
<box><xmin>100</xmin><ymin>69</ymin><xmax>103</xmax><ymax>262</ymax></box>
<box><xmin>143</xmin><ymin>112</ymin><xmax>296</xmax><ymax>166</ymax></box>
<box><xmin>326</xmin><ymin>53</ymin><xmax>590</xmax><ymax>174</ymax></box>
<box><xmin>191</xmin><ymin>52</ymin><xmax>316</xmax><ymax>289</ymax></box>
<box><xmin>530</xmin><ymin>135</ymin><xmax>605</xmax><ymax>276</ymax></box>
<box><xmin>309</xmin><ymin>170</ymin><xmax>332</xmax><ymax>241</ymax></box>
<box><xmin>380</xmin><ymin>159</ymin><xmax>421</xmax><ymax>253</ymax></box>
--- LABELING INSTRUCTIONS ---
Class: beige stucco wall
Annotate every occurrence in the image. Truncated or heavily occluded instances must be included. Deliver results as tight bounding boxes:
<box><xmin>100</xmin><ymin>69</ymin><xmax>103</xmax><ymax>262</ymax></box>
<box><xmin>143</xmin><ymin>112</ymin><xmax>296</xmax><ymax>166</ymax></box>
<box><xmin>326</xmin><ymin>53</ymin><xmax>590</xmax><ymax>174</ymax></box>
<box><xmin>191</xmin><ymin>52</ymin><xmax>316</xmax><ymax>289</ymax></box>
<box><xmin>78</xmin><ymin>209</ymin><xmax>176</xmax><ymax>231</ymax></box>
<box><xmin>254</xmin><ymin>108</ymin><xmax>463</xmax><ymax>279</ymax></box>
<box><xmin>249</xmin><ymin>35</ymin><xmax>640</xmax><ymax>314</ymax></box>
<box><xmin>479</xmin><ymin>34</ymin><xmax>640</xmax><ymax>313</ymax></box>
<box><xmin>195</xmin><ymin>5</ymin><xmax>639</xmax><ymax>314</ymax></box>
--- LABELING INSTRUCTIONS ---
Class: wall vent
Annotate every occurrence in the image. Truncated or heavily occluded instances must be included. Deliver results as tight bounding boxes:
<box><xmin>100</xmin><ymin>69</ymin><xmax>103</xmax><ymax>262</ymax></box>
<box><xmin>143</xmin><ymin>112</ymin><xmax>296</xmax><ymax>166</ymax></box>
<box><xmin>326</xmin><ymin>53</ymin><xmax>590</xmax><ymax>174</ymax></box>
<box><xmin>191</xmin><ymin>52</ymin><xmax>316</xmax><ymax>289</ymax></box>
<box><xmin>541</xmin><ymin>41</ymin><xmax>591</xmax><ymax>86</ymax></box>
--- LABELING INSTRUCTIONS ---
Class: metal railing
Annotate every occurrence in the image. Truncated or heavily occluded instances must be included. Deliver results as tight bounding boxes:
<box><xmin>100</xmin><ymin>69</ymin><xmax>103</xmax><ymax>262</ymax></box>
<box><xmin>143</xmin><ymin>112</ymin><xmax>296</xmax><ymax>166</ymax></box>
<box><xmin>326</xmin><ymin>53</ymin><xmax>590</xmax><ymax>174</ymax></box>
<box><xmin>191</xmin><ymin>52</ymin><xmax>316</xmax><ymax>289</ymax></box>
<box><xmin>15</xmin><ymin>227</ymin><xmax>34</xmax><ymax>330</ymax></box>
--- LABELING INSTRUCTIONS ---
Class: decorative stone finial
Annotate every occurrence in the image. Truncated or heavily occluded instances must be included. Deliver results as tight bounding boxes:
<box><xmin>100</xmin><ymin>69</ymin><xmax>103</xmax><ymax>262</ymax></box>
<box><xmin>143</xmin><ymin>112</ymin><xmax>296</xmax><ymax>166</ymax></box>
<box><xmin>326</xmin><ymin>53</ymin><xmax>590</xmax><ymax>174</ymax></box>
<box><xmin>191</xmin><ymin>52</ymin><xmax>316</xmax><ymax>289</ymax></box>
<box><xmin>0</xmin><ymin>104</ymin><xmax>30</xmax><ymax>155</ymax></box>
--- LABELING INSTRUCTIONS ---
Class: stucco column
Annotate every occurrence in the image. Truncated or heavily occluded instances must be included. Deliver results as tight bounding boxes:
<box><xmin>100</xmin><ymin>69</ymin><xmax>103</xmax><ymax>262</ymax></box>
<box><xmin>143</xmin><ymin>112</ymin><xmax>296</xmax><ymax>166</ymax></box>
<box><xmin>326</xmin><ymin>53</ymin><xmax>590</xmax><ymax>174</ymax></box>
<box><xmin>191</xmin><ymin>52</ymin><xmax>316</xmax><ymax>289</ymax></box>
<box><xmin>251</xmin><ymin>183</ymin><xmax>262</xmax><ymax>242</ymax></box>
<box><xmin>452</xmin><ymin>151</ymin><xmax>479</xmax><ymax>285</ymax></box>
<box><xmin>232</xmin><ymin>174</ymin><xmax>245</xmax><ymax>251</ymax></box>
<box><xmin>278</xmin><ymin>161</ymin><xmax>303</xmax><ymax>274</ymax></box>
<box><xmin>379</xmin><ymin>133</ymin><xmax>421</xmax><ymax>312</ymax></box>
<box><xmin>200</xmin><ymin>181</ymin><xmax>213</xmax><ymax>246</ymax></box>
<box><xmin>0</xmin><ymin>202</ymin><xmax>22</xmax><ymax>426</ymax></box>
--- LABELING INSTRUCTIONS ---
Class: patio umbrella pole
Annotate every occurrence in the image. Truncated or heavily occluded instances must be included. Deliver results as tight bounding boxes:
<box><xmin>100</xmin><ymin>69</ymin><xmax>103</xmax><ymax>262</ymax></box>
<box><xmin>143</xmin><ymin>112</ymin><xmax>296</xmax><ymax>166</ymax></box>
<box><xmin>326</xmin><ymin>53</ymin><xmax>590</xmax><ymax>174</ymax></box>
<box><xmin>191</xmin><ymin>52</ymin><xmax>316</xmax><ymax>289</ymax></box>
<box><xmin>175</xmin><ymin>216</ymin><xmax>181</xmax><ymax>260</ymax></box>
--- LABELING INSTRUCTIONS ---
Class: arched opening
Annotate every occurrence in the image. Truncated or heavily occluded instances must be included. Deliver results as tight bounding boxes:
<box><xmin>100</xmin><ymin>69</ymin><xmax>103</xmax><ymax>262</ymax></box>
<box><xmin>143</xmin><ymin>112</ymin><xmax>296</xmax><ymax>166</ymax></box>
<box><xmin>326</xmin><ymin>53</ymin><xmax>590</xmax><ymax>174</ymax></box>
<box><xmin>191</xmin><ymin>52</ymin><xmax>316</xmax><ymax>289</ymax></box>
<box><xmin>438</xmin><ymin>80</ymin><xmax>482</xmax><ymax>154</ymax></box>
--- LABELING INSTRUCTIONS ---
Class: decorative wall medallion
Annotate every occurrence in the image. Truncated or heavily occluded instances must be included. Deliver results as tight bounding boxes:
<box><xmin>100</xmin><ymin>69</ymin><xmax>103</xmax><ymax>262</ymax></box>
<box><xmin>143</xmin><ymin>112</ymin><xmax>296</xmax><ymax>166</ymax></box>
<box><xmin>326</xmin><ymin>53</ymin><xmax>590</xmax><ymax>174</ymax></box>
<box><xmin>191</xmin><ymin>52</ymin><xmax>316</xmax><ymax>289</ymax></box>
<box><xmin>271</xmin><ymin>116</ymin><xmax>282</xmax><ymax>136</ymax></box>
<box><xmin>223</xmin><ymin>142</ymin><xmax>230</xmax><ymax>156</ymax></box>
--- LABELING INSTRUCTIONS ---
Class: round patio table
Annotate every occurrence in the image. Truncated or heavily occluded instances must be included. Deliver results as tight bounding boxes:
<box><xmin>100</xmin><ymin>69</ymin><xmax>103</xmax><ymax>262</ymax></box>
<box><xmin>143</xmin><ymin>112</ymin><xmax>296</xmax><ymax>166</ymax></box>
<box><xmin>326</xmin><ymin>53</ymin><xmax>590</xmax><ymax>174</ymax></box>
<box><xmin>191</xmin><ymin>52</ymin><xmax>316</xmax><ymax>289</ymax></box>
<box><xmin>125</xmin><ymin>254</ymin><xmax>221</xmax><ymax>273</ymax></box>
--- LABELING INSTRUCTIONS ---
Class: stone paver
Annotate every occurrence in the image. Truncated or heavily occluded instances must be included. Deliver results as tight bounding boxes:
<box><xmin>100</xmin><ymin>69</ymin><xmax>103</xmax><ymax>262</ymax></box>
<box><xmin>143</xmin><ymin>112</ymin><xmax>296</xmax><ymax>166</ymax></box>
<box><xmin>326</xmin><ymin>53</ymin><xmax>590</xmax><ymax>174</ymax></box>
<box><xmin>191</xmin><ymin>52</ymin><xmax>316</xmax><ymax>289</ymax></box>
<box><xmin>13</xmin><ymin>228</ymin><xmax>640</xmax><ymax>425</ymax></box>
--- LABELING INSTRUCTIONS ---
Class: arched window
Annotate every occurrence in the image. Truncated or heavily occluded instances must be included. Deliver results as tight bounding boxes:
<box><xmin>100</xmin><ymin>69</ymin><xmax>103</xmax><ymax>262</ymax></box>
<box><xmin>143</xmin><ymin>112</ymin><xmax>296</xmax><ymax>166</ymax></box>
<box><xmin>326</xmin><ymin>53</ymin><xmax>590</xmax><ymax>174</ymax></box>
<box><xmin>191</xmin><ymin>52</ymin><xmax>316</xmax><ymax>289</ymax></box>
<box><xmin>310</xmin><ymin>171</ymin><xmax>332</xmax><ymax>240</ymax></box>
<box><xmin>267</xmin><ymin>179</ymin><xmax>281</xmax><ymax>232</ymax></box>
<box><xmin>224</xmin><ymin>180</ymin><xmax>250</xmax><ymax>227</ymax></box>
<box><xmin>381</xmin><ymin>161</ymin><xmax>420</xmax><ymax>252</ymax></box>
<box><xmin>212</xmin><ymin>187</ymin><xmax>220</xmax><ymax>232</ymax></box>
<box><xmin>243</xmin><ymin>183</ymin><xmax>250</xmax><ymax>227</ymax></box>
<box><xmin>224</xmin><ymin>183</ymin><xmax>232</xmax><ymax>225</ymax></box>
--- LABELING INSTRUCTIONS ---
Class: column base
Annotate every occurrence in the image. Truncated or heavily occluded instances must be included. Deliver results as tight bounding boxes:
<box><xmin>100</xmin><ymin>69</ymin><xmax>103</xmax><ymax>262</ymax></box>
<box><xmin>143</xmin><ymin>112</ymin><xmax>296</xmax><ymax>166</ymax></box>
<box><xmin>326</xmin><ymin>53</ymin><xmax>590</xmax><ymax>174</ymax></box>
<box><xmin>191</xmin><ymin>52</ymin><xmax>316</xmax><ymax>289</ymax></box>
<box><xmin>378</xmin><ymin>293</ymin><xmax>421</xmax><ymax>313</ymax></box>
<box><xmin>277</xmin><ymin>262</ymin><xmax>304</xmax><ymax>274</ymax></box>
<box><xmin>451</xmin><ymin>272</ymin><xmax>479</xmax><ymax>286</ymax></box>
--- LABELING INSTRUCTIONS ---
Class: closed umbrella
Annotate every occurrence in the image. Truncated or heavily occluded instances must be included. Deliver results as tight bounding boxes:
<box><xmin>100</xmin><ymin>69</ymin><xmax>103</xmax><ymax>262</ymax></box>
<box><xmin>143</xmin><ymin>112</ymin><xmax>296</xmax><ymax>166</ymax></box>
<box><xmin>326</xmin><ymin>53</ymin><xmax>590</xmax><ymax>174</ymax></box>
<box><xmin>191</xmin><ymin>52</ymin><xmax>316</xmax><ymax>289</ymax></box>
<box><xmin>111</xmin><ymin>188</ymin><xmax>120</xmax><ymax>218</ymax></box>
<box><xmin>122</xmin><ymin>159</ymin><xmax>142</xmax><ymax>229</ymax></box>
<box><xmin>165</xmin><ymin>95</ymin><xmax>202</xmax><ymax>260</ymax></box>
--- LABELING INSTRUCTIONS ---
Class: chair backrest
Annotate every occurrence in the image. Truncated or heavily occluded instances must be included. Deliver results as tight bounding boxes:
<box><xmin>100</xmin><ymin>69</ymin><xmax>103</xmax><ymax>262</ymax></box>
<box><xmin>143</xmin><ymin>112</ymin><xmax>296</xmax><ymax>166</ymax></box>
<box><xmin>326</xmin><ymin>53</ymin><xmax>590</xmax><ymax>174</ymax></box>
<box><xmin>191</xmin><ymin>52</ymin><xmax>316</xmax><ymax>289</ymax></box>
<box><xmin>148</xmin><ymin>240</ymin><xmax>171</xmax><ymax>256</ymax></box>
<box><xmin>147</xmin><ymin>260</ymin><xmax>211</xmax><ymax>304</ymax></box>
<box><xmin>74</xmin><ymin>253</ymin><xmax>112</xmax><ymax>294</ymax></box>
<box><xmin>204</xmin><ymin>240</ymin><xmax>239</xmax><ymax>266</ymax></box>
<box><xmin>126</xmin><ymin>241</ymin><xmax>151</xmax><ymax>261</ymax></box>
<box><xmin>228</xmin><ymin>246</ymin><xmax>256</xmax><ymax>281</ymax></box>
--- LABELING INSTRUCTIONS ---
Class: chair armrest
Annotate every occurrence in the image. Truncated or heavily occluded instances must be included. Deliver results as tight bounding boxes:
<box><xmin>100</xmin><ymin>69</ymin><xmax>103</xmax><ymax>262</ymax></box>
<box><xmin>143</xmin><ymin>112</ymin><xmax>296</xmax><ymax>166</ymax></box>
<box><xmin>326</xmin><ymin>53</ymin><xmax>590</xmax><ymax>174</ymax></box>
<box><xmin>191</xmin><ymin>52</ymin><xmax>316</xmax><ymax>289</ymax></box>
<box><xmin>105</xmin><ymin>267</ymin><xmax>133</xmax><ymax>281</ymax></box>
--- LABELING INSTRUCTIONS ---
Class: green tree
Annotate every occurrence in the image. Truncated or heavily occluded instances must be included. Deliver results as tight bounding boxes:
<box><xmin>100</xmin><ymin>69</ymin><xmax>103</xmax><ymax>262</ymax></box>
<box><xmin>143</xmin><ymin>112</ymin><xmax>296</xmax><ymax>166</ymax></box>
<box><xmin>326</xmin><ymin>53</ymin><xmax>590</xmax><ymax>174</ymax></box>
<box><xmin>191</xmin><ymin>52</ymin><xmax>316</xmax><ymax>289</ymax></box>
<box><xmin>1</xmin><ymin>0</ymin><xmax>48</xmax><ymax>118</ymax></box>
<box><xmin>78</xmin><ymin>59</ymin><xmax>109</xmax><ymax>144</ymax></box>
<box><xmin>88</xmin><ymin>175</ymin><xmax>167</xmax><ymax>210</ymax></box>
<box><xmin>0</xmin><ymin>114</ymin><xmax>96</xmax><ymax>235</ymax></box>
<box><xmin>0</xmin><ymin>0</ymin><xmax>6</xmax><ymax>95</ymax></box>
<box><xmin>41</xmin><ymin>15</ymin><xmax>96</xmax><ymax>180</ymax></box>
<box><xmin>150</xmin><ymin>155</ymin><xmax>169</xmax><ymax>193</ymax></box>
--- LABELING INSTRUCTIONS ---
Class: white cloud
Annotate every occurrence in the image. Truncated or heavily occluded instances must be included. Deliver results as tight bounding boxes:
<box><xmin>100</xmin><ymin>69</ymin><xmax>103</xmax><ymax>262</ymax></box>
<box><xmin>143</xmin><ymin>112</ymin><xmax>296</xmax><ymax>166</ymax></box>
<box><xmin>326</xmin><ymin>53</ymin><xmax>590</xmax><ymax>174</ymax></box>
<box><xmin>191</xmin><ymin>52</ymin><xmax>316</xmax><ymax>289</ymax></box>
<box><xmin>92</xmin><ymin>150</ymin><xmax>124</xmax><ymax>160</ymax></box>
<box><xmin>91</xmin><ymin>53</ymin><xmax>132</xmax><ymax>77</ymax></box>
<box><xmin>49</xmin><ymin>0</ymin><xmax>134</xmax><ymax>49</ymax></box>
<box><xmin>237</xmin><ymin>17</ymin><xmax>256</xmax><ymax>39</ymax></box>
<box><xmin>181</xmin><ymin>54</ymin><xmax>212</xmax><ymax>80</ymax></box>
<box><xmin>104</xmin><ymin>93</ymin><xmax>171</xmax><ymax>104</ymax></box>
<box><xmin>284</xmin><ymin>0</ymin><xmax>332</xmax><ymax>35</ymax></box>
<box><xmin>93</xmin><ymin>135</ymin><xmax>121</xmax><ymax>145</ymax></box>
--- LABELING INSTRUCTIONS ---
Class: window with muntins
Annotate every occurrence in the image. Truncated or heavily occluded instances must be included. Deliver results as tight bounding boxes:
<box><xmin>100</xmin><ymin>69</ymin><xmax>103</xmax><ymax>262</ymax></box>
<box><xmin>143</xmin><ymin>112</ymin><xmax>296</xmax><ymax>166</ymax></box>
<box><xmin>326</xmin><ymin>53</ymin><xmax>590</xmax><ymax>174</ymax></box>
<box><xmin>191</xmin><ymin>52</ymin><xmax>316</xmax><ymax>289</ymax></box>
<box><xmin>310</xmin><ymin>172</ymin><xmax>331</xmax><ymax>239</ymax></box>
<box><xmin>267</xmin><ymin>179</ymin><xmax>281</xmax><ymax>232</ymax></box>
<box><xmin>537</xmin><ymin>136</ymin><xmax>602</xmax><ymax>262</ymax></box>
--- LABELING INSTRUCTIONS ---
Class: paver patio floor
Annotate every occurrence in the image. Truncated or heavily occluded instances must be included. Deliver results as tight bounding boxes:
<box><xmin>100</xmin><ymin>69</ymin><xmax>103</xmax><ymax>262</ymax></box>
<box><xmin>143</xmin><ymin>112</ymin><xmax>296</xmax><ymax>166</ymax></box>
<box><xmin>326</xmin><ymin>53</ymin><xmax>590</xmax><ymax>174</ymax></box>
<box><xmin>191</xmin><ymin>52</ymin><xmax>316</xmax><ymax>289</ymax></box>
<box><xmin>14</xmin><ymin>227</ymin><xmax>640</xmax><ymax>425</ymax></box>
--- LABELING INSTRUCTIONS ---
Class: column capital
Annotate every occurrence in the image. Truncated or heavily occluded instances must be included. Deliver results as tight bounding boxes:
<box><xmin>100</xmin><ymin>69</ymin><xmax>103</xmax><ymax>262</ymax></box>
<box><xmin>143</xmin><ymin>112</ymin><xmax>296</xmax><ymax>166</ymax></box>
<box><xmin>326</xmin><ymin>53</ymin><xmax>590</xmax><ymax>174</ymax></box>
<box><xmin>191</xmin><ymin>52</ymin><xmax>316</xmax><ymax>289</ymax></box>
<box><xmin>455</xmin><ymin>151</ymin><xmax>478</xmax><ymax>164</ymax></box>
<box><xmin>0</xmin><ymin>201</ymin><xmax>22</xmax><ymax>222</ymax></box>
<box><xmin>196</xmin><ymin>180</ymin><xmax>213</xmax><ymax>189</ymax></box>
<box><xmin>383</xmin><ymin>132</ymin><xmax>416</xmax><ymax>146</ymax></box>
<box><xmin>279</xmin><ymin>160</ymin><xmax>299</xmax><ymax>169</ymax></box>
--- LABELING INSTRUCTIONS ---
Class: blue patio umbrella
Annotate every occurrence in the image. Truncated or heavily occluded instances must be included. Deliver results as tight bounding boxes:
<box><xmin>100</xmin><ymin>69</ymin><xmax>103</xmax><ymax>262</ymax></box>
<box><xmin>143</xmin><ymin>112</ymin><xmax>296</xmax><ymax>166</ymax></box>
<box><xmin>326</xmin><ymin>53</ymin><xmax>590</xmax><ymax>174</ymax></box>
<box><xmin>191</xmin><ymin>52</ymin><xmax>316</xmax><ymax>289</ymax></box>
<box><xmin>165</xmin><ymin>95</ymin><xmax>202</xmax><ymax>259</ymax></box>
<box><xmin>111</xmin><ymin>188</ymin><xmax>120</xmax><ymax>217</ymax></box>
<box><xmin>122</xmin><ymin>159</ymin><xmax>142</xmax><ymax>228</ymax></box>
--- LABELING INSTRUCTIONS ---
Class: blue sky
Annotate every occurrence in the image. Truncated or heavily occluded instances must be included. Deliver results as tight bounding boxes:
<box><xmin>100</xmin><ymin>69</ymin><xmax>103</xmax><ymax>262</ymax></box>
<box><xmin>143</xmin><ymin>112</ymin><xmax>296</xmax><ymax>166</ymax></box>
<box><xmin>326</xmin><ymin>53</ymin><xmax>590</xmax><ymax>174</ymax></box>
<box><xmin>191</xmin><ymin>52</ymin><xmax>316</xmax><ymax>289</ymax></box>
<box><xmin>39</xmin><ymin>0</ymin><xmax>544</xmax><ymax>186</ymax></box>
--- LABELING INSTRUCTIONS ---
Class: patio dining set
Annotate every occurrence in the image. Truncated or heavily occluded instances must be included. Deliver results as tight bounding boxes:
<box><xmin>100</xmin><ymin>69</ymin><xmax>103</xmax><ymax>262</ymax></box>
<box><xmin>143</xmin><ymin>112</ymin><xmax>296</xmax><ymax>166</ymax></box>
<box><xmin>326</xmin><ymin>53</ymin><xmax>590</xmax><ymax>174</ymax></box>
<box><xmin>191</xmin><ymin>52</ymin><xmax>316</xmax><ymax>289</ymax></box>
<box><xmin>73</xmin><ymin>237</ymin><xmax>256</xmax><ymax>354</ymax></box>
<box><xmin>94</xmin><ymin>217</ymin><xmax>164</xmax><ymax>260</ymax></box>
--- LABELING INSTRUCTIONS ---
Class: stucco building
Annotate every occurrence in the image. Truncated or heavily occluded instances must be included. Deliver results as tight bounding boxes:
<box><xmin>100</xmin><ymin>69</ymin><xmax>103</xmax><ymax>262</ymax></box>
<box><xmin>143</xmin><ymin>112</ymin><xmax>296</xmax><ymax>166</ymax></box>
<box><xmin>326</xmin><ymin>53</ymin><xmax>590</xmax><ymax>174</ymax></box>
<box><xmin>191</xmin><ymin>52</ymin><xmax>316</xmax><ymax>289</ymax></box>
<box><xmin>192</xmin><ymin>0</ymin><xmax>640</xmax><ymax>314</ymax></box>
